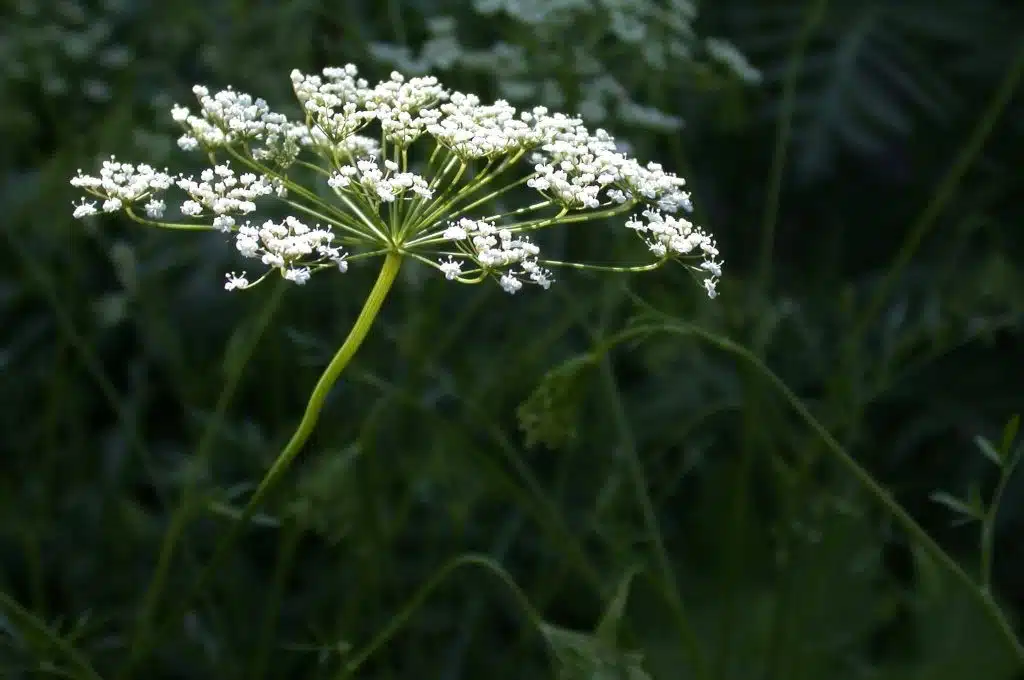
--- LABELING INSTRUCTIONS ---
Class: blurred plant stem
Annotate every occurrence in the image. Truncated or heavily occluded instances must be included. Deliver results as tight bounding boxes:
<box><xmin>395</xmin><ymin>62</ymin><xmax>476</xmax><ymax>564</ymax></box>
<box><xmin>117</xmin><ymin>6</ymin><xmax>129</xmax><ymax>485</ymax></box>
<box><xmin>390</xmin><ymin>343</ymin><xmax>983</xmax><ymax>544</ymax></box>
<box><xmin>757</xmin><ymin>0</ymin><xmax>829</xmax><ymax>290</ymax></box>
<box><xmin>595</xmin><ymin>357</ymin><xmax>711</xmax><ymax>680</ymax></box>
<box><xmin>599</xmin><ymin>305</ymin><xmax>1024</xmax><ymax>666</ymax></box>
<box><xmin>823</xmin><ymin>44</ymin><xmax>1024</xmax><ymax>447</ymax></box>
<box><xmin>119</xmin><ymin>279</ymin><xmax>289</xmax><ymax>678</ymax></box>
<box><xmin>0</xmin><ymin>591</ymin><xmax>104</xmax><ymax>680</ymax></box>
<box><xmin>336</xmin><ymin>554</ymin><xmax>546</xmax><ymax>680</ymax></box>
<box><xmin>252</xmin><ymin>520</ymin><xmax>305</xmax><ymax>680</ymax></box>
<box><xmin>120</xmin><ymin>252</ymin><xmax>404</xmax><ymax>678</ymax></box>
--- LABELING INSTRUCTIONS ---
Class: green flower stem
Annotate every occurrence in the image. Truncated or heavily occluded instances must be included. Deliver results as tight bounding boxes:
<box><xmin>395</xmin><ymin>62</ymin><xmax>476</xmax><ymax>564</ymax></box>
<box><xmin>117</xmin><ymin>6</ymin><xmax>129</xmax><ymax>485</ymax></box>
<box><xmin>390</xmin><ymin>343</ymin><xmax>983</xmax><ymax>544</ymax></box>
<box><xmin>427</xmin><ymin>152</ymin><xmax>461</xmax><ymax>194</ymax></box>
<box><xmin>344</xmin><ymin>247</ymin><xmax>393</xmax><ymax>263</ymax></box>
<box><xmin>124</xmin><ymin>252</ymin><xmax>403</xmax><ymax>675</ymax></box>
<box><xmin>423</xmin><ymin>162</ymin><xmax>469</xmax><ymax>217</ymax></box>
<box><xmin>403</xmin><ymin>198</ymin><xmax>555</xmax><ymax>249</ymax></box>
<box><xmin>280</xmin><ymin>199</ymin><xmax>370</xmax><ymax>242</ymax></box>
<box><xmin>294</xmin><ymin>159</ymin><xmax>333</xmax><ymax>178</ymax></box>
<box><xmin>124</xmin><ymin>208</ymin><xmax>213</xmax><ymax>230</ymax></box>
<box><xmin>542</xmin><ymin>258</ymin><xmax>665</xmax><ymax>273</ymax></box>
<box><xmin>402</xmin><ymin>249</ymin><xmax>448</xmax><ymax>271</ymax></box>
<box><xmin>225</xmin><ymin>147</ymin><xmax>376</xmax><ymax>238</ymax></box>
<box><xmin>446</xmin><ymin>166</ymin><xmax>535</xmax><ymax>218</ymax></box>
<box><xmin>414</xmin><ymin>152</ymin><xmax>523</xmax><ymax>231</ymax></box>
<box><xmin>428</xmin><ymin>154</ymin><xmax>468</xmax><ymax>201</ymax></box>
<box><xmin>484</xmin><ymin>199</ymin><xmax>555</xmax><ymax>223</ymax></box>
<box><xmin>335</xmin><ymin>190</ymin><xmax>389</xmax><ymax>242</ymax></box>
<box><xmin>449</xmin><ymin>151</ymin><xmax>525</xmax><ymax>204</ymax></box>
<box><xmin>225</xmin><ymin>147</ymin><xmax>325</xmax><ymax>209</ymax></box>
<box><xmin>556</xmin><ymin>201</ymin><xmax>636</xmax><ymax>224</ymax></box>
<box><xmin>208</xmin><ymin>249</ymin><xmax>402</xmax><ymax>551</ymax></box>
<box><xmin>425</xmin><ymin>139</ymin><xmax>444</xmax><ymax>171</ymax></box>
<box><xmin>510</xmin><ymin>200</ymin><xmax>635</xmax><ymax>235</ymax></box>
<box><xmin>224</xmin><ymin>149</ymin><xmax>370</xmax><ymax>237</ymax></box>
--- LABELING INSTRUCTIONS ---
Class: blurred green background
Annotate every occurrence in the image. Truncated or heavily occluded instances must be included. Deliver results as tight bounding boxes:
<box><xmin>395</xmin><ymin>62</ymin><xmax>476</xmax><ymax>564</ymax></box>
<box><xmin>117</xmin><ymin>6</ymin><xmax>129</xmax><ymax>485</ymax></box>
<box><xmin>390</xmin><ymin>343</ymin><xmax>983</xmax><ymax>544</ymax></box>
<box><xmin>2</xmin><ymin>0</ymin><xmax>1023</xmax><ymax>678</ymax></box>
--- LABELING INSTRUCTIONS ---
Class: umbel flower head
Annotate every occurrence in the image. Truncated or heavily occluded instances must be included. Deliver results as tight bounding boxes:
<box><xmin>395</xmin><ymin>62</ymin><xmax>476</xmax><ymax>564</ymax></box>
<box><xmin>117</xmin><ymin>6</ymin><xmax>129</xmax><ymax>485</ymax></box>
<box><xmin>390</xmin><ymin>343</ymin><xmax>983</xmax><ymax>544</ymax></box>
<box><xmin>70</xmin><ymin>64</ymin><xmax>722</xmax><ymax>298</ymax></box>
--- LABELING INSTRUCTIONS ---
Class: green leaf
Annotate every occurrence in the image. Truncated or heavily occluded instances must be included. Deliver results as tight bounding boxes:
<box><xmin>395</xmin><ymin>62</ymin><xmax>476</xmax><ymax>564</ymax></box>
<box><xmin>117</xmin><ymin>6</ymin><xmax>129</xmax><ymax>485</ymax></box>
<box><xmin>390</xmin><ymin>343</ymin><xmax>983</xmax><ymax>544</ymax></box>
<box><xmin>595</xmin><ymin>566</ymin><xmax>641</xmax><ymax>646</ymax></box>
<box><xmin>0</xmin><ymin>593</ymin><xmax>103</xmax><ymax>680</ymax></box>
<box><xmin>998</xmin><ymin>414</ymin><xmax>1020</xmax><ymax>463</ymax></box>
<box><xmin>542</xmin><ymin>568</ymin><xmax>650</xmax><ymax>680</ymax></box>
<box><xmin>517</xmin><ymin>354</ymin><xmax>596</xmax><ymax>450</ymax></box>
<box><xmin>966</xmin><ymin>483</ymin><xmax>985</xmax><ymax>516</ymax></box>
<box><xmin>540</xmin><ymin>622</ymin><xmax>651</xmax><ymax>680</ymax></box>
<box><xmin>974</xmin><ymin>435</ymin><xmax>1002</xmax><ymax>467</ymax></box>
<box><xmin>929</xmin><ymin>491</ymin><xmax>983</xmax><ymax>522</ymax></box>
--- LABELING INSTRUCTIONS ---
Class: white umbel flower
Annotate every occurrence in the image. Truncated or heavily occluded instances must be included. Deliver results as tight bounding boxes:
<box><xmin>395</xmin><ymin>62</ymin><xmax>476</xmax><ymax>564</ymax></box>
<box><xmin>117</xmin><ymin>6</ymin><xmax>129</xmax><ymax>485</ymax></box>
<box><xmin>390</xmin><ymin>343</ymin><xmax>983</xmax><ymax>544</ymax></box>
<box><xmin>70</xmin><ymin>62</ymin><xmax>722</xmax><ymax>299</ymax></box>
<box><xmin>70</xmin><ymin>157</ymin><xmax>173</xmax><ymax>211</ymax></box>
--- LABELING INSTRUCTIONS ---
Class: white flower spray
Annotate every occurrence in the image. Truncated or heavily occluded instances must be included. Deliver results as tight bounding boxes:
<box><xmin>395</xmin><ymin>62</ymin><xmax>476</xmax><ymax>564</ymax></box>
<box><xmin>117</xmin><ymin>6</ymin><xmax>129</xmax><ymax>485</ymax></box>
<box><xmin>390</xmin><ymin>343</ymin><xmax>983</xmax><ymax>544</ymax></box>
<box><xmin>70</xmin><ymin>64</ymin><xmax>722</xmax><ymax>298</ymax></box>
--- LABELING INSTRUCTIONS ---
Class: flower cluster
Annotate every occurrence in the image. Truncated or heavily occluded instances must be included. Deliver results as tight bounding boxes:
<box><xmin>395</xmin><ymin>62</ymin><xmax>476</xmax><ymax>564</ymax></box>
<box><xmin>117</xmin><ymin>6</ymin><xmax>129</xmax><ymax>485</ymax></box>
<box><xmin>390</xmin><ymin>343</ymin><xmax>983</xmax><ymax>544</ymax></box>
<box><xmin>626</xmin><ymin>209</ymin><xmax>721</xmax><ymax>298</ymax></box>
<box><xmin>71</xmin><ymin>158</ymin><xmax>173</xmax><ymax>217</ymax></box>
<box><xmin>225</xmin><ymin>216</ymin><xmax>348</xmax><ymax>290</ymax></box>
<box><xmin>69</xmin><ymin>63</ymin><xmax>722</xmax><ymax>297</ymax></box>
<box><xmin>176</xmin><ymin>163</ymin><xmax>277</xmax><ymax>228</ymax></box>
<box><xmin>327</xmin><ymin>159</ymin><xmax>433</xmax><ymax>204</ymax></box>
<box><xmin>442</xmin><ymin>217</ymin><xmax>551</xmax><ymax>293</ymax></box>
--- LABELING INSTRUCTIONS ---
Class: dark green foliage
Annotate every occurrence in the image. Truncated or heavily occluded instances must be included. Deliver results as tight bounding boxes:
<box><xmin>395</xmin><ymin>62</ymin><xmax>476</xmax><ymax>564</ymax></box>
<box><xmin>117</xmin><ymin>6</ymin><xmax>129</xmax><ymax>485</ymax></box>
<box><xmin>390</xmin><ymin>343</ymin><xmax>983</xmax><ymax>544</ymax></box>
<box><xmin>2</xmin><ymin>0</ymin><xmax>1023</xmax><ymax>679</ymax></box>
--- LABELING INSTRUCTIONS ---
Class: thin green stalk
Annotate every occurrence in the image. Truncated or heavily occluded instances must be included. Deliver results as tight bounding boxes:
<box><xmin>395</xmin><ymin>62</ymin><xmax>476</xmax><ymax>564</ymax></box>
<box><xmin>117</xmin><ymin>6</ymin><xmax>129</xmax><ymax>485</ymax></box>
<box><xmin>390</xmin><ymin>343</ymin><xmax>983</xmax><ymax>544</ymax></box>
<box><xmin>119</xmin><ymin>281</ymin><xmax>289</xmax><ymax>678</ymax></box>
<box><xmin>443</xmin><ymin>162</ymin><xmax>533</xmax><ymax>218</ymax></box>
<box><xmin>594</xmin><ymin>358</ymin><xmax>710</xmax><ymax>680</ymax></box>
<box><xmin>123</xmin><ymin>207</ymin><xmax>213</xmax><ymax>230</ymax></box>
<box><xmin>6</xmin><ymin>221</ymin><xmax>200</xmax><ymax>519</ymax></box>
<box><xmin>820</xmin><ymin>42</ymin><xmax>1024</xmax><ymax>485</ymax></box>
<box><xmin>251</xmin><ymin>522</ymin><xmax>305</xmax><ymax>680</ymax></box>
<box><xmin>123</xmin><ymin>252</ymin><xmax>404</xmax><ymax>674</ymax></box>
<box><xmin>981</xmin><ymin>443</ymin><xmax>1022</xmax><ymax>593</ymax></box>
<box><xmin>849</xmin><ymin>45</ymin><xmax>1024</xmax><ymax>343</ymax></box>
<box><xmin>335</xmin><ymin>554</ymin><xmax>545</xmax><ymax>680</ymax></box>
<box><xmin>541</xmin><ymin>258</ymin><xmax>664</xmax><ymax>274</ymax></box>
<box><xmin>757</xmin><ymin>0</ymin><xmax>829</xmax><ymax>288</ymax></box>
<box><xmin>598</xmin><ymin>315</ymin><xmax>1024</xmax><ymax>665</ymax></box>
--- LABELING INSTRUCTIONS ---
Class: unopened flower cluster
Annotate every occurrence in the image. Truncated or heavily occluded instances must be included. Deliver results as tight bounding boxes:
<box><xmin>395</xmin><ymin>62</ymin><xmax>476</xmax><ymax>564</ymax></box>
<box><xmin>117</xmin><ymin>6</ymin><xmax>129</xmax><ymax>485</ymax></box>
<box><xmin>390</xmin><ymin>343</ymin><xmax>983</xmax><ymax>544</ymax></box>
<box><xmin>70</xmin><ymin>64</ymin><xmax>722</xmax><ymax>297</ymax></box>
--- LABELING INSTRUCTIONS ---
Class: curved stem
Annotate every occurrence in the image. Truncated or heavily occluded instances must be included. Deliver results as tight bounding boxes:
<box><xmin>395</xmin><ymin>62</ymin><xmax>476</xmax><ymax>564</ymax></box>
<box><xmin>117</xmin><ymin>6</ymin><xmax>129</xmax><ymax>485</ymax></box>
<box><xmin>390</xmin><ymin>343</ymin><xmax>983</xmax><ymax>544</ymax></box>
<box><xmin>123</xmin><ymin>252</ymin><xmax>403</xmax><ymax>674</ymax></box>
<box><xmin>851</xmin><ymin>45</ymin><xmax>1024</xmax><ymax>341</ymax></box>
<box><xmin>203</xmin><ymin>250</ymin><xmax>402</xmax><ymax>562</ymax></box>
<box><xmin>597</xmin><ymin>315</ymin><xmax>1024</xmax><ymax>666</ymax></box>
<box><xmin>824</xmin><ymin>45</ymin><xmax>1024</xmax><ymax>452</ymax></box>
<box><xmin>336</xmin><ymin>554</ymin><xmax>546</xmax><ymax>680</ymax></box>
<box><xmin>593</xmin><ymin>358</ymin><xmax>710</xmax><ymax>680</ymax></box>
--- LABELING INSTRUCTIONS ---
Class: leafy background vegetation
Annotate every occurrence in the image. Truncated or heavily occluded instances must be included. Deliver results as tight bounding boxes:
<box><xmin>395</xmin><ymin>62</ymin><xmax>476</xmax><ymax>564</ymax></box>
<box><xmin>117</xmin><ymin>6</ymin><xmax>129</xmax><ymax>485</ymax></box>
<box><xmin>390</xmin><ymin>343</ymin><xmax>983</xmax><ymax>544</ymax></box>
<box><xmin>2</xmin><ymin>0</ymin><xmax>1023</xmax><ymax>678</ymax></box>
